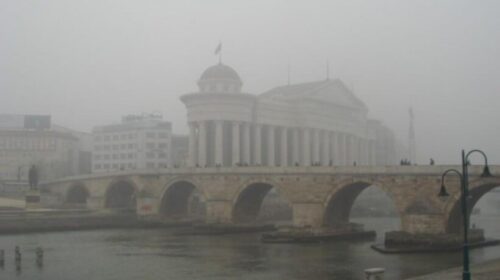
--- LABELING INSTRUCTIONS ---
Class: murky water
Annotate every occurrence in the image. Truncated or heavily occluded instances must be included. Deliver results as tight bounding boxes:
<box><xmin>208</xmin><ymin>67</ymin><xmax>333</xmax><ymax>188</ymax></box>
<box><xmin>0</xmin><ymin>216</ymin><xmax>499</xmax><ymax>280</ymax></box>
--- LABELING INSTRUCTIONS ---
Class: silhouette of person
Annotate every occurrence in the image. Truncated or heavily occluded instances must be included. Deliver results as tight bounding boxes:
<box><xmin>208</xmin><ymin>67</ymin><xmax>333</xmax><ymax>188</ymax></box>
<box><xmin>28</xmin><ymin>165</ymin><xmax>38</xmax><ymax>190</ymax></box>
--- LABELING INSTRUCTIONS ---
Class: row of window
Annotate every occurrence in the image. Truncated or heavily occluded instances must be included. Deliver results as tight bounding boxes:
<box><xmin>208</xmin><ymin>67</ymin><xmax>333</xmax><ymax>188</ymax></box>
<box><xmin>93</xmin><ymin>162</ymin><xmax>169</xmax><ymax>170</ymax></box>
<box><xmin>94</xmin><ymin>131</ymin><xmax>170</xmax><ymax>142</ymax></box>
<box><xmin>94</xmin><ymin>163</ymin><xmax>136</xmax><ymax>170</ymax></box>
<box><xmin>94</xmin><ymin>153</ymin><xmax>135</xmax><ymax>160</ymax></box>
<box><xmin>94</xmin><ymin>142</ymin><xmax>169</xmax><ymax>151</ymax></box>
<box><xmin>0</xmin><ymin>137</ymin><xmax>57</xmax><ymax>151</ymax></box>
<box><xmin>94</xmin><ymin>151</ymin><xmax>169</xmax><ymax>160</ymax></box>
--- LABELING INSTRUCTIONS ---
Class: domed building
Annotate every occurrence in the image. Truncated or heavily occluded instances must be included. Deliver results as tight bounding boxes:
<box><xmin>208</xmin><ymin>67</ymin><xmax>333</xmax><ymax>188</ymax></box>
<box><xmin>180</xmin><ymin>63</ymin><xmax>397</xmax><ymax>167</ymax></box>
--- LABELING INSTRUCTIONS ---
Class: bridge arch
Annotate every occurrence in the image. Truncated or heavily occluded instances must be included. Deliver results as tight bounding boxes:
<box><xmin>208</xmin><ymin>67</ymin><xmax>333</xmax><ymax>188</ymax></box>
<box><xmin>65</xmin><ymin>183</ymin><xmax>89</xmax><ymax>206</ymax></box>
<box><xmin>445</xmin><ymin>179</ymin><xmax>500</xmax><ymax>234</ymax></box>
<box><xmin>323</xmin><ymin>179</ymin><xmax>401</xmax><ymax>228</ymax></box>
<box><xmin>232</xmin><ymin>179</ymin><xmax>291</xmax><ymax>224</ymax></box>
<box><xmin>104</xmin><ymin>179</ymin><xmax>137</xmax><ymax>210</ymax></box>
<box><xmin>159</xmin><ymin>178</ymin><xmax>206</xmax><ymax>220</ymax></box>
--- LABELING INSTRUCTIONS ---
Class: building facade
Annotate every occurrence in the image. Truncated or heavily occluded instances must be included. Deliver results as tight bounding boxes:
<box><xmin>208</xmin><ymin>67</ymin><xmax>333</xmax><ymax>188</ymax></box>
<box><xmin>91</xmin><ymin>114</ymin><xmax>173</xmax><ymax>173</ymax></box>
<box><xmin>181</xmin><ymin>63</ymin><xmax>397</xmax><ymax>167</ymax></box>
<box><xmin>171</xmin><ymin>135</ymin><xmax>189</xmax><ymax>167</ymax></box>
<box><xmin>0</xmin><ymin>114</ymin><xmax>80</xmax><ymax>182</ymax></box>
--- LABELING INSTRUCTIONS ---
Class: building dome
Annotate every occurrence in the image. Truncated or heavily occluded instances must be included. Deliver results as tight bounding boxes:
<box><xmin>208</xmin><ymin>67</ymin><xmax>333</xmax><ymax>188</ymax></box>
<box><xmin>198</xmin><ymin>63</ymin><xmax>243</xmax><ymax>93</ymax></box>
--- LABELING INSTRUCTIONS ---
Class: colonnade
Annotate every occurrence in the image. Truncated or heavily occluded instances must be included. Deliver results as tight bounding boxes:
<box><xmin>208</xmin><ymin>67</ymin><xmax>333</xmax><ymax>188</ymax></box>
<box><xmin>188</xmin><ymin>121</ymin><xmax>377</xmax><ymax>167</ymax></box>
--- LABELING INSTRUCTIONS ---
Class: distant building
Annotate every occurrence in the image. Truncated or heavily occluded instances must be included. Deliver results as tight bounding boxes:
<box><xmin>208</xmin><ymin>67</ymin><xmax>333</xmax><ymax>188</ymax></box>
<box><xmin>0</xmin><ymin>114</ymin><xmax>82</xmax><ymax>182</ymax></box>
<box><xmin>171</xmin><ymin>135</ymin><xmax>189</xmax><ymax>167</ymax></box>
<box><xmin>181</xmin><ymin>63</ymin><xmax>398</xmax><ymax>167</ymax></box>
<box><xmin>91</xmin><ymin>114</ymin><xmax>173</xmax><ymax>173</ymax></box>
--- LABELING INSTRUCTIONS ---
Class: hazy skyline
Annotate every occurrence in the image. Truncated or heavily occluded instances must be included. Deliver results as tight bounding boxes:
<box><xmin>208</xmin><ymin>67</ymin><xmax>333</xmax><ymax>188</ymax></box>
<box><xmin>1</xmin><ymin>0</ymin><xmax>499</xmax><ymax>164</ymax></box>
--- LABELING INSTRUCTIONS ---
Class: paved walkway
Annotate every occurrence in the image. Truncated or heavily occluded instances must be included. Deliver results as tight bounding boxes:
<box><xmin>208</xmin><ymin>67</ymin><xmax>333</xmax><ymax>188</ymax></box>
<box><xmin>406</xmin><ymin>258</ymin><xmax>500</xmax><ymax>280</ymax></box>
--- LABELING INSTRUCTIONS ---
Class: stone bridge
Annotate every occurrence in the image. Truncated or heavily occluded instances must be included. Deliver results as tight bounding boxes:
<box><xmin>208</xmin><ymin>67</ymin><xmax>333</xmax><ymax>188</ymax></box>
<box><xmin>42</xmin><ymin>165</ymin><xmax>500</xmax><ymax>236</ymax></box>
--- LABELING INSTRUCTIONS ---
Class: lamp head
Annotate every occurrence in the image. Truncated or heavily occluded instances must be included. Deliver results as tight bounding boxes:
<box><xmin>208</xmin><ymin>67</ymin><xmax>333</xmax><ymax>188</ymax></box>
<box><xmin>438</xmin><ymin>183</ymin><xmax>449</xmax><ymax>199</ymax></box>
<box><xmin>481</xmin><ymin>165</ymin><xmax>492</xmax><ymax>177</ymax></box>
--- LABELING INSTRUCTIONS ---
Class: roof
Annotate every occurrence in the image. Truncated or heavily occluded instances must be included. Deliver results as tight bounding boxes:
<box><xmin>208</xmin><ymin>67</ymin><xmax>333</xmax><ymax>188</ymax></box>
<box><xmin>199</xmin><ymin>63</ymin><xmax>241</xmax><ymax>82</ymax></box>
<box><xmin>259</xmin><ymin>79</ymin><xmax>367</xmax><ymax>109</ymax></box>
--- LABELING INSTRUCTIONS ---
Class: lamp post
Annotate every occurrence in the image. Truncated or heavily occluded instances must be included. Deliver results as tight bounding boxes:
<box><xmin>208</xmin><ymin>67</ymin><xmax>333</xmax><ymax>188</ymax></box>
<box><xmin>438</xmin><ymin>149</ymin><xmax>492</xmax><ymax>280</ymax></box>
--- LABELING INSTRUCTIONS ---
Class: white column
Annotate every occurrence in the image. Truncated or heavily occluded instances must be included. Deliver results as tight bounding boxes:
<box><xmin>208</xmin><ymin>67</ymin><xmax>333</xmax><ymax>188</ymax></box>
<box><xmin>348</xmin><ymin>135</ymin><xmax>356</xmax><ymax>165</ymax></box>
<box><xmin>302</xmin><ymin>128</ymin><xmax>311</xmax><ymax>166</ymax></box>
<box><xmin>361</xmin><ymin>139</ymin><xmax>367</xmax><ymax>165</ymax></box>
<box><xmin>351</xmin><ymin>135</ymin><xmax>358</xmax><ymax>165</ymax></box>
<box><xmin>341</xmin><ymin>133</ymin><xmax>348</xmax><ymax>165</ymax></box>
<box><xmin>280</xmin><ymin>127</ymin><xmax>288</xmax><ymax>166</ymax></box>
<box><xmin>370</xmin><ymin>140</ymin><xmax>377</xmax><ymax>165</ymax></box>
<box><xmin>292</xmin><ymin>128</ymin><xmax>300</xmax><ymax>166</ymax></box>
<box><xmin>232</xmin><ymin>122</ymin><xmax>240</xmax><ymax>166</ymax></box>
<box><xmin>312</xmin><ymin>129</ymin><xmax>320</xmax><ymax>165</ymax></box>
<box><xmin>330</xmin><ymin>131</ymin><xmax>337</xmax><ymax>165</ymax></box>
<box><xmin>267</xmin><ymin>126</ymin><xmax>275</xmax><ymax>166</ymax></box>
<box><xmin>198</xmin><ymin>121</ymin><xmax>207</xmax><ymax>167</ymax></box>
<box><xmin>322</xmin><ymin>131</ymin><xmax>330</xmax><ymax>166</ymax></box>
<box><xmin>215</xmin><ymin>120</ymin><xmax>223</xmax><ymax>166</ymax></box>
<box><xmin>254</xmin><ymin>124</ymin><xmax>262</xmax><ymax>165</ymax></box>
<box><xmin>242</xmin><ymin>123</ymin><xmax>250</xmax><ymax>165</ymax></box>
<box><xmin>188</xmin><ymin>123</ymin><xmax>197</xmax><ymax>167</ymax></box>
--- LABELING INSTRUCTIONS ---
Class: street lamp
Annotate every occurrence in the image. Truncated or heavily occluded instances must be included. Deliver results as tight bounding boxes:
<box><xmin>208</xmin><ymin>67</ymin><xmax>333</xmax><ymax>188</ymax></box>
<box><xmin>438</xmin><ymin>149</ymin><xmax>492</xmax><ymax>280</ymax></box>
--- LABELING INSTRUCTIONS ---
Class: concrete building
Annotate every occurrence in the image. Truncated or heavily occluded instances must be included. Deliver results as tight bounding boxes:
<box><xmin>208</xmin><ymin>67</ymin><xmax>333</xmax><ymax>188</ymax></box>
<box><xmin>91</xmin><ymin>114</ymin><xmax>173</xmax><ymax>173</ymax></box>
<box><xmin>181</xmin><ymin>63</ymin><xmax>397</xmax><ymax>167</ymax></box>
<box><xmin>171</xmin><ymin>135</ymin><xmax>189</xmax><ymax>167</ymax></box>
<box><xmin>0</xmin><ymin>114</ymin><xmax>81</xmax><ymax>182</ymax></box>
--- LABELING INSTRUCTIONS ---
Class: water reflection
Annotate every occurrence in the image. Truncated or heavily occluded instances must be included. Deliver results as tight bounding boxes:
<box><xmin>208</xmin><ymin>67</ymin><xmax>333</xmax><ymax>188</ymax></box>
<box><xmin>0</xmin><ymin>216</ymin><xmax>499</xmax><ymax>280</ymax></box>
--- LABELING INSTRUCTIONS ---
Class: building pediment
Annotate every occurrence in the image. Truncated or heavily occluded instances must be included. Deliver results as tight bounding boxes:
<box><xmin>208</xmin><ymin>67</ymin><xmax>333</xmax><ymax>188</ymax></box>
<box><xmin>259</xmin><ymin>79</ymin><xmax>367</xmax><ymax>110</ymax></box>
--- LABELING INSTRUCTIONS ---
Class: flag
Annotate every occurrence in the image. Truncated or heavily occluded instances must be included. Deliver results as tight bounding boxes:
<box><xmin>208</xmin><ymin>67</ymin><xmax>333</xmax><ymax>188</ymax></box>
<box><xmin>214</xmin><ymin>42</ymin><xmax>221</xmax><ymax>55</ymax></box>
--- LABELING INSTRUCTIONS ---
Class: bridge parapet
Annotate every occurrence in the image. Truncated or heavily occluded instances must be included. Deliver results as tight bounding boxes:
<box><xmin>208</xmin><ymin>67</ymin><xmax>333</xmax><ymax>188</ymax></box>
<box><xmin>40</xmin><ymin>165</ymin><xmax>500</xmax><ymax>186</ymax></box>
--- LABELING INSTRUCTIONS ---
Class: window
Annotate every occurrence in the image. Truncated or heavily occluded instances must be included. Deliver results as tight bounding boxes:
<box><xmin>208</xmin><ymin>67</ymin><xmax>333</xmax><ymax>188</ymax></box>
<box><xmin>146</xmin><ymin>162</ymin><xmax>155</xmax><ymax>168</ymax></box>
<box><xmin>146</xmin><ymin>143</ymin><xmax>155</xmax><ymax>149</ymax></box>
<box><xmin>104</xmin><ymin>154</ymin><xmax>110</xmax><ymax>160</ymax></box>
<box><xmin>128</xmin><ymin>144</ymin><xmax>134</xmax><ymax>149</ymax></box>
<box><xmin>94</xmin><ymin>164</ymin><xmax>101</xmax><ymax>169</ymax></box>
<box><xmin>158</xmin><ymin>143</ymin><xmax>167</xmax><ymax>149</ymax></box>
<box><xmin>146</xmin><ymin>152</ymin><xmax>155</xmax><ymax>159</ymax></box>
<box><xmin>113</xmin><ymin>145</ymin><xmax>119</xmax><ymax>150</ymax></box>
<box><xmin>113</xmin><ymin>154</ymin><xmax>119</xmax><ymax>159</ymax></box>
<box><xmin>94</xmin><ymin>154</ymin><xmax>102</xmax><ymax>160</ymax></box>
<box><xmin>146</xmin><ymin>132</ymin><xmax>155</xmax><ymax>138</ymax></box>
<box><xmin>112</xmin><ymin>164</ymin><xmax>119</xmax><ymax>169</ymax></box>
<box><xmin>113</xmin><ymin>135</ymin><xmax>119</xmax><ymax>140</ymax></box>
<box><xmin>158</xmin><ymin>152</ymin><xmax>167</xmax><ymax>158</ymax></box>
<box><xmin>103</xmin><ymin>164</ymin><xmax>110</xmax><ymax>169</ymax></box>
<box><xmin>128</xmin><ymin>153</ymin><xmax>133</xmax><ymax>159</ymax></box>
<box><xmin>158</xmin><ymin>132</ymin><xmax>168</xmax><ymax>139</ymax></box>
<box><xmin>120</xmin><ymin>144</ymin><xmax>126</xmax><ymax>149</ymax></box>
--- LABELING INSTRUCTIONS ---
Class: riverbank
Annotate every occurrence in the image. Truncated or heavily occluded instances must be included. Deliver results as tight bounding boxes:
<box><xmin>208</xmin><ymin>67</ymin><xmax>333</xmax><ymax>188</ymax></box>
<box><xmin>0</xmin><ymin>209</ymin><xmax>175</xmax><ymax>234</ymax></box>
<box><xmin>405</xmin><ymin>258</ymin><xmax>500</xmax><ymax>280</ymax></box>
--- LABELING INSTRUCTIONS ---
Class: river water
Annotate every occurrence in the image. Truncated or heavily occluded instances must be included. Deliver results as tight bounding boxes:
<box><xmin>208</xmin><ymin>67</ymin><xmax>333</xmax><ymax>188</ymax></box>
<box><xmin>0</xmin><ymin>216</ymin><xmax>499</xmax><ymax>280</ymax></box>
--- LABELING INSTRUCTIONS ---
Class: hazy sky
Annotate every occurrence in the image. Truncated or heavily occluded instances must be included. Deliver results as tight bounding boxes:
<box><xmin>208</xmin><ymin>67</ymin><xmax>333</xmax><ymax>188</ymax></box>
<box><xmin>1</xmin><ymin>0</ymin><xmax>499</xmax><ymax>164</ymax></box>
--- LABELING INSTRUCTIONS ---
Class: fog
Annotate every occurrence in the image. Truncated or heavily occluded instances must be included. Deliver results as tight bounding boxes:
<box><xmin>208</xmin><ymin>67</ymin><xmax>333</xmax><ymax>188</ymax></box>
<box><xmin>1</xmin><ymin>0</ymin><xmax>499</xmax><ymax>164</ymax></box>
